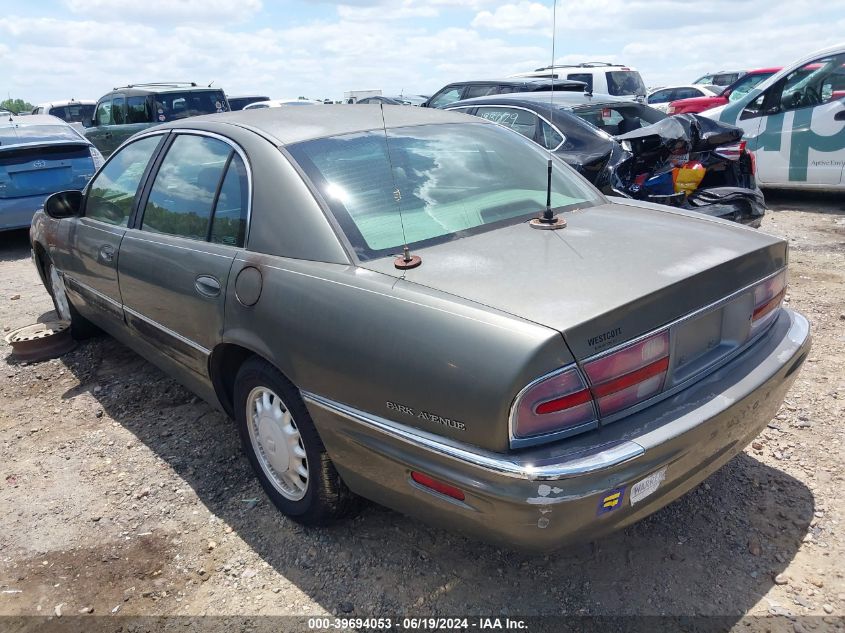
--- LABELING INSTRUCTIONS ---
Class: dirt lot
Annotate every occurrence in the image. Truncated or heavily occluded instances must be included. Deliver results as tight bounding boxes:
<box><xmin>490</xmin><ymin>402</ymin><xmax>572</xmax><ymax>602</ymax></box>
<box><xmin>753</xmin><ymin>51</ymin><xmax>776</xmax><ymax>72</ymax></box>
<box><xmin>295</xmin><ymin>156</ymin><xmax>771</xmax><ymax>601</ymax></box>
<box><xmin>1</xmin><ymin>193</ymin><xmax>844</xmax><ymax>631</ymax></box>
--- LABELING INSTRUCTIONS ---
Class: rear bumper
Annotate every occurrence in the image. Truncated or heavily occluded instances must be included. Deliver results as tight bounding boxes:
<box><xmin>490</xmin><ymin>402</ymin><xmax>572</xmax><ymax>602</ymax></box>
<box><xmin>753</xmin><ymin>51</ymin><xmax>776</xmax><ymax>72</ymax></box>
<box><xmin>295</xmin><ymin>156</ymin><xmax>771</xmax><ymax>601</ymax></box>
<box><xmin>305</xmin><ymin>309</ymin><xmax>810</xmax><ymax>552</ymax></box>
<box><xmin>0</xmin><ymin>195</ymin><xmax>45</xmax><ymax>231</ymax></box>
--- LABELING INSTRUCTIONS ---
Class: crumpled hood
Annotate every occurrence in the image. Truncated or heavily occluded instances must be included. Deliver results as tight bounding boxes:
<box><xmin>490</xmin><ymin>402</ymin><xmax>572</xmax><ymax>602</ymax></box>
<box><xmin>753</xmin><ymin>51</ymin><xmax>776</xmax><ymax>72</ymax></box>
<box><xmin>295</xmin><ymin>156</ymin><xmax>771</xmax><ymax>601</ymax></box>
<box><xmin>361</xmin><ymin>200</ymin><xmax>786</xmax><ymax>359</ymax></box>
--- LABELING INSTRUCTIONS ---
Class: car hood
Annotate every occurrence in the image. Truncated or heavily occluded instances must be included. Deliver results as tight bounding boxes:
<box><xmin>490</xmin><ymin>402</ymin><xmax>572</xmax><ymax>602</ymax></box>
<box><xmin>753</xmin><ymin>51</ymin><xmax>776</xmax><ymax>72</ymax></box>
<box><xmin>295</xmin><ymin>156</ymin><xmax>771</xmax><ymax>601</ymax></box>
<box><xmin>360</xmin><ymin>199</ymin><xmax>786</xmax><ymax>359</ymax></box>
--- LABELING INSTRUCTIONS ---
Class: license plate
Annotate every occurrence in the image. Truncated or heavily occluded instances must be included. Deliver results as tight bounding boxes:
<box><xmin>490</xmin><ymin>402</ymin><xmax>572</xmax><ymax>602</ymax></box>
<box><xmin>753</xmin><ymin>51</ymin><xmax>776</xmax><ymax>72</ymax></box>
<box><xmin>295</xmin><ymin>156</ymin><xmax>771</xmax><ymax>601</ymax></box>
<box><xmin>630</xmin><ymin>467</ymin><xmax>667</xmax><ymax>506</ymax></box>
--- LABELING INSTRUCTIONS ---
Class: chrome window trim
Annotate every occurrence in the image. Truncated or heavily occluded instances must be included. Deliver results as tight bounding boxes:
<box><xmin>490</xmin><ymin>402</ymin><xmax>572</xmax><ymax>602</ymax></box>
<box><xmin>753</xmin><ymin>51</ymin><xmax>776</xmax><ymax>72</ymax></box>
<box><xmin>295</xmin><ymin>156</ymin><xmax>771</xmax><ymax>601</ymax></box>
<box><xmin>301</xmin><ymin>391</ymin><xmax>643</xmax><ymax>481</ymax></box>
<box><xmin>508</xmin><ymin>266</ymin><xmax>788</xmax><ymax>448</ymax></box>
<box><xmin>446</xmin><ymin>104</ymin><xmax>566</xmax><ymax>151</ymax></box>
<box><xmin>123</xmin><ymin>305</ymin><xmax>211</xmax><ymax>356</ymax></box>
<box><xmin>138</xmin><ymin>128</ymin><xmax>253</xmax><ymax>248</ymax></box>
<box><xmin>122</xmin><ymin>232</ymin><xmax>233</xmax><ymax>259</ymax></box>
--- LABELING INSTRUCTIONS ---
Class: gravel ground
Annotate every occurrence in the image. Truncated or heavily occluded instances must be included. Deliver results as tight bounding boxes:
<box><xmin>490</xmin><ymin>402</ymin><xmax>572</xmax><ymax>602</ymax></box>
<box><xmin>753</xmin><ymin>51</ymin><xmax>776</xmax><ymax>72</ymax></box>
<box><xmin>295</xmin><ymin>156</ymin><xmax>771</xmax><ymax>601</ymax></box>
<box><xmin>0</xmin><ymin>192</ymin><xmax>843</xmax><ymax>631</ymax></box>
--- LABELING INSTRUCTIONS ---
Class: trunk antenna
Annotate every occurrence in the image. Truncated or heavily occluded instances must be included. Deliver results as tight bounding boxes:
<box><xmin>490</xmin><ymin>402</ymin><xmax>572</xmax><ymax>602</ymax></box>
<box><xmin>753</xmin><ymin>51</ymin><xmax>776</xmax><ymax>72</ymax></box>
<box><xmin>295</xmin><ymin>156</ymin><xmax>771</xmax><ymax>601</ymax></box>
<box><xmin>530</xmin><ymin>0</ymin><xmax>566</xmax><ymax>230</ymax></box>
<box><xmin>379</xmin><ymin>103</ymin><xmax>421</xmax><ymax>270</ymax></box>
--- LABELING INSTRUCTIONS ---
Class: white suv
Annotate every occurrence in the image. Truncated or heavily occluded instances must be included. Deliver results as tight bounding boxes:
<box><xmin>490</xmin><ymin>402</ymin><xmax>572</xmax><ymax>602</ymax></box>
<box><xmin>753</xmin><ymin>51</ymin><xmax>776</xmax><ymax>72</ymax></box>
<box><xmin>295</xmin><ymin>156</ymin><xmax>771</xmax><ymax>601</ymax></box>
<box><xmin>509</xmin><ymin>62</ymin><xmax>647</xmax><ymax>101</ymax></box>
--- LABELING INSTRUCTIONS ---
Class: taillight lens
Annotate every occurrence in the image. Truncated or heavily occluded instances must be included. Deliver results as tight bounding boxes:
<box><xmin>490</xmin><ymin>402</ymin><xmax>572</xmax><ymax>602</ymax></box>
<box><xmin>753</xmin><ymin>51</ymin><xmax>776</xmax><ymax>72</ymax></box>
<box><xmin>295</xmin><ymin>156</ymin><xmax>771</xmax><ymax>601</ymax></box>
<box><xmin>583</xmin><ymin>330</ymin><xmax>670</xmax><ymax>417</ymax></box>
<box><xmin>715</xmin><ymin>141</ymin><xmax>756</xmax><ymax>175</ymax></box>
<box><xmin>512</xmin><ymin>366</ymin><xmax>595</xmax><ymax>438</ymax></box>
<box><xmin>751</xmin><ymin>270</ymin><xmax>786</xmax><ymax>336</ymax></box>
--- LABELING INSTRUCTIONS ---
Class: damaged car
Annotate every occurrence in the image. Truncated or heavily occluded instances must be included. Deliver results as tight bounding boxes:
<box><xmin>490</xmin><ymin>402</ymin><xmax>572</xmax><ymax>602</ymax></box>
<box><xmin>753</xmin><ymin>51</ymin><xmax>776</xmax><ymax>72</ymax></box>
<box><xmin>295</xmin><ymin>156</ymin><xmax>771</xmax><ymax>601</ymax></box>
<box><xmin>30</xmin><ymin>106</ymin><xmax>809</xmax><ymax>551</ymax></box>
<box><xmin>448</xmin><ymin>92</ymin><xmax>765</xmax><ymax>226</ymax></box>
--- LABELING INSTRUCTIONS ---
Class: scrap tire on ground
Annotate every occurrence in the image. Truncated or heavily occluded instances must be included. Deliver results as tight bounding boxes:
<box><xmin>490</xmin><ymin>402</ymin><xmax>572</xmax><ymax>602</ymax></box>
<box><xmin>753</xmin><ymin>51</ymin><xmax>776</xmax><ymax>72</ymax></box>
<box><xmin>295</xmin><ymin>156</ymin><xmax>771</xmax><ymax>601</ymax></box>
<box><xmin>43</xmin><ymin>255</ymin><xmax>101</xmax><ymax>340</ymax></box>
<box><xmin>234</xmin><ymin>356</ymin><xmax>359</xmax><ymax>525</ymax></box>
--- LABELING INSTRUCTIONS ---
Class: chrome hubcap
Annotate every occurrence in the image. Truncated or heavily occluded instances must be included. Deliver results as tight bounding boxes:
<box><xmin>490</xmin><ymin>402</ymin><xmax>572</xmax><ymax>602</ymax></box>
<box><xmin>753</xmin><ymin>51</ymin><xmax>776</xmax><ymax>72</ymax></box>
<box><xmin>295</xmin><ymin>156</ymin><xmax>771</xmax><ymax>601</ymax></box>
<box><xmin>246</xmin><ymin>386</ymin><xmax>308</xmax><ymax>501</ymax></box>
<box><xmin>49</xmin><ymin>265</ymin><xmax>71</xmax><ymax>322</ymax></box>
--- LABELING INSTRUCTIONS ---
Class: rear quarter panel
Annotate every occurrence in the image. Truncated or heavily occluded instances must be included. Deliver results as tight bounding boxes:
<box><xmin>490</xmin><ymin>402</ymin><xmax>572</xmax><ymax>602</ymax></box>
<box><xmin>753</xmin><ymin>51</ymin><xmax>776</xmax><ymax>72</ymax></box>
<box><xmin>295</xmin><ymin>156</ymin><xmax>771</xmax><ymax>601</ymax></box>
<box><xmin>223</xmin><ymin>254</ymin><xmax>572</xmax><ymax>452</ymax></box>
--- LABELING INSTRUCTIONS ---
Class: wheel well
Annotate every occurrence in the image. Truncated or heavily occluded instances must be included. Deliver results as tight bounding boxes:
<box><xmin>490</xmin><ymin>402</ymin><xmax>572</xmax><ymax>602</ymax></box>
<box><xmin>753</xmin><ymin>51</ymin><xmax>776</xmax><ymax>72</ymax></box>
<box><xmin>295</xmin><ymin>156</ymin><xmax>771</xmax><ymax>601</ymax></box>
<box><xmin>209</xmin><ymin>344</ymin><xmax>257</xmax><ymax>418</ymax></box>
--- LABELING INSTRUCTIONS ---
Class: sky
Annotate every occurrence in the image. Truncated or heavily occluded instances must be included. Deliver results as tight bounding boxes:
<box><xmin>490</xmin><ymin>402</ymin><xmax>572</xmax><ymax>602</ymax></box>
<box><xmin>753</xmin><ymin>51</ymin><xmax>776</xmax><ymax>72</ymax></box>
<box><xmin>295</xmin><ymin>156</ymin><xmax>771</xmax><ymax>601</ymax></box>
<box><xmin>1</xmin><ymin>0</ymin><xmax>844</xmax><ymax>104</ymax></box>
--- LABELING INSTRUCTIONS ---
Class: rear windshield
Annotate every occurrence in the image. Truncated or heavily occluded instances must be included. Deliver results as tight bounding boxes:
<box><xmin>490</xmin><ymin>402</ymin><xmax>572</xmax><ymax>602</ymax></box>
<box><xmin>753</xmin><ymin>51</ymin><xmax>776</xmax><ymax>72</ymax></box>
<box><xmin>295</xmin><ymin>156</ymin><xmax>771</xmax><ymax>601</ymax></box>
<box><xmin>288</xmin><ymin>123</ymin><xmax>601</xmax><ymax>261</ymax></box>
<box><xmin>48</xmin><ymin>104</ymin><xmax>95</xmax><ymax>123</ymax></box>
<box><xmin>573</xmin><ymin>103</ymin><xmax>666</xmax><ymax>135</ymax></box>
<box><xmin>0</xmin><ymin>124</ymin><xmax>82</xmax><ymax>146</ymax></box>
<box><xmin>606</xmin><ymin>71</ymin><xmax>647</xmax><ymax>96</ymax></box>
<box><xmin>152</xmin><ymin>90</ymin><xmax>228</xmax><ymax>122</ymax></box>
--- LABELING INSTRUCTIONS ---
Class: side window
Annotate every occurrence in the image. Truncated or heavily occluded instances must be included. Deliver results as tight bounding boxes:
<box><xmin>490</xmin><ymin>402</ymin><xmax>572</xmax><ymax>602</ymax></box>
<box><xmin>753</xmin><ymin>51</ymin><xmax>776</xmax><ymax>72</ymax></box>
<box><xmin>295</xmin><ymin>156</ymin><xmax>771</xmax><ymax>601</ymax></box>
<box><xmin>95</xmin><ymin>100</ymin><xmax>112</xmax><ymax>126</ymax></box>
<box><xmin>649</xmin><ymin>89</ymin><xmax>673</xmax><ymax>104</ymax></box>
<box><xmin>464</xmin><ymin>84</ymin><xmax>497</xmax><ymax>99</ymax></box>
<box><xmin>475</xmin><ymin>107</ymin><xmax>538</xmax><ymax>140</ymax></box>
<box><xmin>141</xmin><ymin>135</ymin><xmax>232</xmax><ymax>241</ymax></box>
<box><xmin>567</xmin><ymin>73</ymin><xmax>594</xmax><ymax>92</ymax></box>
<box><xmin>539</xmin><ymin>119</ymin><xmax>564</xmax><ymax>149</ymax></box>
<box><xmin>674</xmin><ymin>88</ymin><xmax>700</xmax><ymax>100</ymax></box>
<box><xmin>764</xmin><ymin>53</ymin><xmax>845</xmax><ymax>114</ymax></box>
<box><xmin>428</xmin><ymin>87</ymin><xmax>463</xmax><ymax>108</ymax></box>
<box><xmin>126</xmin><ymin>96</ymin><xmax>152</xmax><ymax>124</ymax></box>
<box><xmin>210</xmin><ymin>155</ymin><xmax>249</xmax><ymax>247</ymax></box>
<box><xmin>85</xmin><ymin>135</ymin><xmax>163</xmax><ymax>226</ymax></box>
<box><xmin>111</xmin><ymin>96</ymin><xmax>125</xmax><ymax>125</ymax></box>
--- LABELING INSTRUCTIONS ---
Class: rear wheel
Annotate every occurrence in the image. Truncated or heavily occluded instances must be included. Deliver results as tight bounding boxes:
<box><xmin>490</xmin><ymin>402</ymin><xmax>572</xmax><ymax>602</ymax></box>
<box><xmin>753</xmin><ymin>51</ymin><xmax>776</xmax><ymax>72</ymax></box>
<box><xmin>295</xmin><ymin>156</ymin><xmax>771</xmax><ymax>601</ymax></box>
<box><xmin>233</xmin><ymin>357</ymin><xmax>357</xmax><ymax>525</ymax></box>
<box><xmin>43</xmin><ymin>257</ymin><xmax>99</xmax><ymax>339</ymax></box>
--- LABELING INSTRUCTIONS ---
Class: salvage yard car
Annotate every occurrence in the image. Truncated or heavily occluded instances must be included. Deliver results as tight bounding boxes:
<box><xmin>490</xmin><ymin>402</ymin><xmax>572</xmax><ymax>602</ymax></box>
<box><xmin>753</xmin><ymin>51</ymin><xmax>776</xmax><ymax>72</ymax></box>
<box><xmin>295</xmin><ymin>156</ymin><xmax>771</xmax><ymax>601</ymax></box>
<box><xmin>447</xmin><ymin>92</ymin><xmax>765</xmax><ymax>225</ymax></box>
<box><xmin>423</xmin><ymin>78</ymin><xmax>585</xmax><ymax>109</ymax></box>
<box><xmin>1</xmin><ymin>114</ymin><xmax>103</xmax><ymax>231</ymax></box>
<box><xmin>84</xmin><ymin>82</ymin><xmax>230</xmax><ymax>157</ymax></box>
<box><xmin>30</xmin><ymin>106</ymin><xmax>810</xmax><ymax>551</ymax></box>
<box><xmin>509</xmin><ymin>62</ymin><xmax>647</xmax><ymax>101</ymax></box>
<box><xmin>667</xmin><ymin>68</ymin><xmax>781</xmax><ymax>115</ymax></box>
<box><xmin>707</xmin><ymin>43</ymin><xmax>845</xmax><ymax>189</ymax></box>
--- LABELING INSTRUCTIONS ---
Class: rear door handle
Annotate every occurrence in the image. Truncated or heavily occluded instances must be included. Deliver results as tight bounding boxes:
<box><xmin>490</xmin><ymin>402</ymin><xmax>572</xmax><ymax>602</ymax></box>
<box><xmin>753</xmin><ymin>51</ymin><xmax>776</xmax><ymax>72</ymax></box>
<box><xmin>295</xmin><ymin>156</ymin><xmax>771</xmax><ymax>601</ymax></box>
<box><xmin>835</xmin><ymin>110</ymin><xmax>845</xmax><ymax>121</ymax></box>
<box><xmin>195</xmin><ymin>275</ymin><xmax>221</xmax><ymax>298</ymax></box>
<box><xmin>99</xmin><ymin>244</ymin><xmax>115</xmax><ymax>264</ymax></box>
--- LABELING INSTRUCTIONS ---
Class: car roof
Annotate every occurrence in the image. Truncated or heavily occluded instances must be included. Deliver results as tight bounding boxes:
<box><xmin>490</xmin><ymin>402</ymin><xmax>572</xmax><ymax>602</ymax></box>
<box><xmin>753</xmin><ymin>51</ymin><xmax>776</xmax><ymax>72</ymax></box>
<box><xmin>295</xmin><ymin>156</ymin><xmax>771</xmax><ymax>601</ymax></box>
<box><xmin>1</xmin><ymin>114</ymin><xmax>73</xmax><ymax>128</ymax></box>
<box><xmin>164</xmin><ymin>104</ymin><xmax>487</xmax><ymax>145</ymax></box>
<box><xmin>103</xmin><ymin>83</ymin><xmax>223</xmax><ymax>97</ymax></box>
<box><xmin>36</xmin><ymin>99</ymin><xmax>96</xmax><ymax>108</ymax></box>
<box><xmin>447</xmin><ymin>91</ymin><xmax>634</xmax><ymax>109</ymax></box>
<box><xmin>446</xmin><ymin>78</ymin><xmax>585</xmax><ymax>87</ymax></box>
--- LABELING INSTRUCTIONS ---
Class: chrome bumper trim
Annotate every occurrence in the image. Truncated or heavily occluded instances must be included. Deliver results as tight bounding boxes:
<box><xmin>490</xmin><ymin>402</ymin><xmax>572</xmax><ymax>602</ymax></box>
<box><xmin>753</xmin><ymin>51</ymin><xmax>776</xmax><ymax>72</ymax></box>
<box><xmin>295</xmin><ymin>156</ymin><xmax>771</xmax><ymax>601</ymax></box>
<box><xmin>301</xmin><ymin>391</ymin><xmax>644</xmax><ymax>481</ymax></box>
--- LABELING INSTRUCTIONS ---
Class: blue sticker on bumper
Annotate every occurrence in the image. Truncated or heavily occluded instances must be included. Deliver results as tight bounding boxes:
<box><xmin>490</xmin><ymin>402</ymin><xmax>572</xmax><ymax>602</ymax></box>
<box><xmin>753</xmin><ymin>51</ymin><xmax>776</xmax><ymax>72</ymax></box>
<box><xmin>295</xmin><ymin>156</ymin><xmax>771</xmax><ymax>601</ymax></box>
<box><xmin>597</xmin><ymin>487</ymin><xmax>625</xmax><ymax>515</ymax></box>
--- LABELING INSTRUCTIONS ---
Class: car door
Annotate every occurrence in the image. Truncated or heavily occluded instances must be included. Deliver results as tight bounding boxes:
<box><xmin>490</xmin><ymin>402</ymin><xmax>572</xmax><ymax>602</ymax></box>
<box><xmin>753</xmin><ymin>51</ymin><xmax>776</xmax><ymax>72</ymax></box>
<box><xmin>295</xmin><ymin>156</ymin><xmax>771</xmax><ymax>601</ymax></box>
<box><xmin>738</xmin><ymin>52</ymin><xmax>845</xmax><ymax>185</ymax></box>
<box><xmin>55</xmin><ymin>133</ymin><xmax>167</xmax><ymax>329</ymax></box>
<box><xmin>85</xmin><ymin>95</ymin><xmax>126</xmax><ymax>157</ymax></box>
<box><xmin>117</xmin><ymin>132</ymin><xmax>249</xmax><ymax>378</ymax></box>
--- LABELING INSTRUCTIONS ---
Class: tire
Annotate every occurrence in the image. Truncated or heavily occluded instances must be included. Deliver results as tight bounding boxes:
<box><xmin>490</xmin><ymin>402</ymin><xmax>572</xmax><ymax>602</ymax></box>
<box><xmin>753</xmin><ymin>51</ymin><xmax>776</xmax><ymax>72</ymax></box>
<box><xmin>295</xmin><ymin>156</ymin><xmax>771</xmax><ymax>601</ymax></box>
<box><xmin>233</xmin><ymin>357</ymin><xmax>358</xmax><ymax>525</ymax></box>
<box><xmin>43</xmin><ymin>256</ymin><xmax>100</xmax><ymax>340</ymax></box>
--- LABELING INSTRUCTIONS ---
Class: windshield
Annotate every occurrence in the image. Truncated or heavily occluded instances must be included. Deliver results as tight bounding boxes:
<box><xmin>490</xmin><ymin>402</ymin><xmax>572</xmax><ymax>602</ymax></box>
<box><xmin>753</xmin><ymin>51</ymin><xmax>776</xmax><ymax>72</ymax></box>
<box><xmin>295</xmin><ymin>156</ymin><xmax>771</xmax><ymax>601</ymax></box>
<box><xmin>606</xmin><ymin>71</ymin><xmax>647</xmax><ymax>96</ymax></box>
<box><xmin>0</xmin><ymin>123</ymin><xmax>82</xmax><ymax>146</ymax></box>
<box><xmin>153</xmin><ymin>90</ymin><xmax>228</xmax><ymax>122</ymax></box>
<box><xmin>288</xmin><ymin>123</ymin><xmax>601</xmax><ymax>261</ymax></box>
<box><xmin>48</xmin><ymin>104</ymin><xmax>95</xmax><ymax>123</ymax></box>
<box><xmin>727</xmin><ymin>73</ymin><xmax>775</xmax><ymax>102</ymax></box>
<box><xmin>572</xmin><ymin>103</ymin><xmax>666</xmax><ymax>135</ymax></box>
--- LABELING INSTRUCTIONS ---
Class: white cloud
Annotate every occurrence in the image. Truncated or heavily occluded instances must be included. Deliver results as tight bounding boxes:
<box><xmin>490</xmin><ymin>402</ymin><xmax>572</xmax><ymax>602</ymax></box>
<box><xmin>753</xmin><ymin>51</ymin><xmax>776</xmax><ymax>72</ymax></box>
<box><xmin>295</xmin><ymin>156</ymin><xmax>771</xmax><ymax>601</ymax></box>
<box><xmin>62</xmin><ymin>0</ymin><xmax>263</xmax><ymax>23</ymax></box>
<box><xmin>472</xmin><ymin>1</ymin><xmax>552</xmax><ymax>34</ymax></box>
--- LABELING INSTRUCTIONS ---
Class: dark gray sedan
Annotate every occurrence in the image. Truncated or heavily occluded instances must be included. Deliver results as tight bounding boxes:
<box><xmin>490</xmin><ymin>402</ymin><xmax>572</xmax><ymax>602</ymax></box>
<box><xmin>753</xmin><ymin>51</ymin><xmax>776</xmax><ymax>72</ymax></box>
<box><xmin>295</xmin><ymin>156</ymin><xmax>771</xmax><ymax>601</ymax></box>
<box><xmin>30</xmin><ymin>106</ymin><xmax>810</xmax><ymax>551</ymax></box>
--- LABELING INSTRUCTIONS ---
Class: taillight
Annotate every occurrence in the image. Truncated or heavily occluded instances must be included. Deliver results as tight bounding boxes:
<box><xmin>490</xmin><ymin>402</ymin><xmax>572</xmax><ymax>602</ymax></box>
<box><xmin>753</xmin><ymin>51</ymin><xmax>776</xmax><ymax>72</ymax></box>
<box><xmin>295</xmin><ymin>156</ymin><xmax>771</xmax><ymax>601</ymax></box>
<box><xmin>583</xmin><ymin>330</ymin><xmax>670</xmax><ymax>417</ymax></box>
<box><xmin>751</xmin><ymin>270</ymin><xmax>786</xmax><ymax>336</ymax></box>
<box><xmin>667</xmin><ymin>104</ymin><xmax>677</xmax><ymax>115</ymax></box>
<box><xmin>512</xmin><ymin>366</ymin><xmax>596</xmax><ymax>439</ymax></box>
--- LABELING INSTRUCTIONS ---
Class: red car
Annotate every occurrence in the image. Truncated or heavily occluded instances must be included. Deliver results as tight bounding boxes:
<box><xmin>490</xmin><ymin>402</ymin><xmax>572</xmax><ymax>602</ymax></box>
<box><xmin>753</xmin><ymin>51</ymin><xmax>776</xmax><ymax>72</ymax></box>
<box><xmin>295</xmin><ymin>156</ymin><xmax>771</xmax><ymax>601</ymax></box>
<box><xmin>668</xmin><ymin>68</ymin><xmax>781</xmax><ymax>115</ymax></box>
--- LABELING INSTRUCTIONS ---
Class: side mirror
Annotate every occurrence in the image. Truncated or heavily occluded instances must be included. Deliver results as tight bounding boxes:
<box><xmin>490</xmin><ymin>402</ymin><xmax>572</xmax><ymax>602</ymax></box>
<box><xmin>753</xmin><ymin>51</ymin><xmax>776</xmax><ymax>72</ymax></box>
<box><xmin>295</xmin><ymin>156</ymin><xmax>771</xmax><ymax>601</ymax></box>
<box><xmin>82</xmin><ymin>117</ymin><xmax>94</xmax><ymax>128</ymax></box>
<box><xmin>44</xmin><ymin>190</ymin><xmax>83</xmax><ymax>219</ymax></box>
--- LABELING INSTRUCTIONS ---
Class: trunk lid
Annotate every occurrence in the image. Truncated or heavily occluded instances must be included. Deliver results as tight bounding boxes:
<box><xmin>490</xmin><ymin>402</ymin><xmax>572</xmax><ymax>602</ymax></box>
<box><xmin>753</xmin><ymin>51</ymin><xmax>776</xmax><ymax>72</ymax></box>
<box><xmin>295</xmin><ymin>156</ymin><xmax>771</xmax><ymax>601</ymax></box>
<box><xmin>361</xmin><ymin>200</ymin><xmax>786</xmax><ymax>359</ymax></box>
<box><xmin>0</xmin><ymin>142</ymin><xmax>95</xmax><ymax>199</ymax></box>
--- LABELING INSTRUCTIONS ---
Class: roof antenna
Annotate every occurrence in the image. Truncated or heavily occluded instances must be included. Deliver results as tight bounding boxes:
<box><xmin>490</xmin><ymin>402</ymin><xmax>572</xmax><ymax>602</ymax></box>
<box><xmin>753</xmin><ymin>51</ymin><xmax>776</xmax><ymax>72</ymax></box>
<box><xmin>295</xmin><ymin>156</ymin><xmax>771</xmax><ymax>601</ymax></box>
<box><xmin>379</xmin><ymin>103</ymin><xmax>421</xmax><ymax>270</ymax></box>
<box><xmin>530</xmin><ymin>0</ymin><xmax>566</xmax><ymax>231</ymax></box>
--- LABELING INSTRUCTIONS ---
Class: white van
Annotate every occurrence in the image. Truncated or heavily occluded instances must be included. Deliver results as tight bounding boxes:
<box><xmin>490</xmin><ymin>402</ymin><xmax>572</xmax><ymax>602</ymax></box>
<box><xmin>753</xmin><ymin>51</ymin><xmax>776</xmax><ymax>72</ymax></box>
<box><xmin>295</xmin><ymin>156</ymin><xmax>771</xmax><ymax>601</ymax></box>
<box><xmin>509</xmin><ymin>62</ymin><xmax>647</xmax><ymax>101</ymax></box>
<box><xmin>705</xmin><ymin>43</ymin><xmax>845</xmax><ymax>190</ymax></box>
